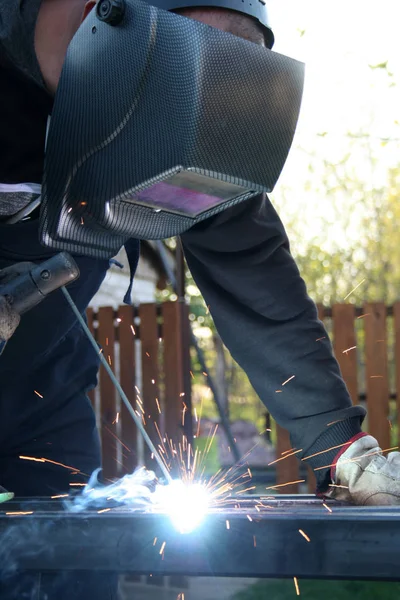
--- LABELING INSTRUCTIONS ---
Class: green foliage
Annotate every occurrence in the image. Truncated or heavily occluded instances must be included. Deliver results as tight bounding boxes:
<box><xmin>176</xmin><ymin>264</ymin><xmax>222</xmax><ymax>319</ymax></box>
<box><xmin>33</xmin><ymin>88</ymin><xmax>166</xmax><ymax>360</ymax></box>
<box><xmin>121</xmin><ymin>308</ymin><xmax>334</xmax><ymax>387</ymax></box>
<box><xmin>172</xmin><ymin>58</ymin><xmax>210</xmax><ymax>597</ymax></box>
<box><xmin>234</xmin><ymin>579</ymin><xmax>400</xmax><ymax>600</ymax></box>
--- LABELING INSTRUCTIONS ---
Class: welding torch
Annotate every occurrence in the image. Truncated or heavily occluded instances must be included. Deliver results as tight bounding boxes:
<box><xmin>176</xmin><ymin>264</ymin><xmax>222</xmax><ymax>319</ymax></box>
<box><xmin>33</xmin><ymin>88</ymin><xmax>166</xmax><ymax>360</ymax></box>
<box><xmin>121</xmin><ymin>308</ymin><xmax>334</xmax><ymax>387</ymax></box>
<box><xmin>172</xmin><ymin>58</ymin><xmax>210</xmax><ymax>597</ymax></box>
<box><xmin>0</xmin><ymin>252</ymin><xmax>80</xmax><ymax>355</ymax></box>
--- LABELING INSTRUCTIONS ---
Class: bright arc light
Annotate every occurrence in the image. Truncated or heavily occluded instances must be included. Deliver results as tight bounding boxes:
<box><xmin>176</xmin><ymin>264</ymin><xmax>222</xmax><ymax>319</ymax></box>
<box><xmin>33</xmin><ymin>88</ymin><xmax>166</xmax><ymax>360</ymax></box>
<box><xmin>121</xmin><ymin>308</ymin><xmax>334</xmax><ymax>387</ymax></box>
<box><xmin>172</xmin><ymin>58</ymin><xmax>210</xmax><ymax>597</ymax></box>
<box><xmin>154</xmin><ymin>480</ymin><xmax>210</xmax><ymax>534</ymax></box>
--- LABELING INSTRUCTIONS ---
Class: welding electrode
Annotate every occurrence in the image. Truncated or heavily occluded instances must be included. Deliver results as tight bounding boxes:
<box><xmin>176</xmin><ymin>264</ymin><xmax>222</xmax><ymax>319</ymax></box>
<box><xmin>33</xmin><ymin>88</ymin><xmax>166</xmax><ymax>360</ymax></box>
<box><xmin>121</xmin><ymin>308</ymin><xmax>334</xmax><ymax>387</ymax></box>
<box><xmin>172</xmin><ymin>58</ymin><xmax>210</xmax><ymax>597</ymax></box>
<box><xmin>61</xmin><ymin>286</ymin><xmax>173</xmax><ymax>484</ymax></box>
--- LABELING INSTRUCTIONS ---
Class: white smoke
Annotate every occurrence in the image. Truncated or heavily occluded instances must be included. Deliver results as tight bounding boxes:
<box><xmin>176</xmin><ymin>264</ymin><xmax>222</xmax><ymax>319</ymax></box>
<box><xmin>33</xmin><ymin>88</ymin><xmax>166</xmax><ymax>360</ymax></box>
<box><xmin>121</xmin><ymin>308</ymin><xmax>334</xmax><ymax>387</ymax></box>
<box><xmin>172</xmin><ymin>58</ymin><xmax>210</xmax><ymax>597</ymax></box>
<box><xmin>65</xmin><ymin>467</ymin><xmax>157</xmax><ymax>512</ymax></box>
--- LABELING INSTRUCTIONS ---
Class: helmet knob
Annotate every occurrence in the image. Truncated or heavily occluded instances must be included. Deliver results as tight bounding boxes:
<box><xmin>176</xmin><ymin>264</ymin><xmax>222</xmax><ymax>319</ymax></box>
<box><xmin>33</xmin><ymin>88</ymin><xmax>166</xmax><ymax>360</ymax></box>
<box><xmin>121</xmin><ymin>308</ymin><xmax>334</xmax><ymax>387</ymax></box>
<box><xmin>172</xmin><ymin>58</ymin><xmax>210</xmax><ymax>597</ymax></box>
<box><xmin>96</xmin><ymin>0</ymin><xmax>126</xmax><ymax>25</ymax></box>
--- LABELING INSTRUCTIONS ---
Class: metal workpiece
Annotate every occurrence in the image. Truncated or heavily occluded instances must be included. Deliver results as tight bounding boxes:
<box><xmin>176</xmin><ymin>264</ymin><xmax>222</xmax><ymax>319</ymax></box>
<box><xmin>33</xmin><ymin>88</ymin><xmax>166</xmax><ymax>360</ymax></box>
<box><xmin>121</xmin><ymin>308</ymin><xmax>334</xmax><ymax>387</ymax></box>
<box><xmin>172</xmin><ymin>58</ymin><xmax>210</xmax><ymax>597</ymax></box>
<box><xmin>1</xmin><ymin>495</ymin><xmax>400</xmax><ymax>580</ymax></box>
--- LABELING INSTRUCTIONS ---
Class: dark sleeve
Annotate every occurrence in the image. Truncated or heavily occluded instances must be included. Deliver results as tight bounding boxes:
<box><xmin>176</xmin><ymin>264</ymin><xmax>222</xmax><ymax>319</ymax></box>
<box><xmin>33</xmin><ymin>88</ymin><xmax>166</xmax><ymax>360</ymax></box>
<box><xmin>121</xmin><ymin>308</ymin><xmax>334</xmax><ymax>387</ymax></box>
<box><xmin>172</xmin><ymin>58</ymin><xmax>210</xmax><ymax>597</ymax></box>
<box><xmin>0</xmin><ymin>0</ymin><xmax>44</xmax><ymax>85</ymax></box>
<box><xmin>181</xmin><ymin>193</ymin><xmax>365</xmax><ymax>456</ymax></box>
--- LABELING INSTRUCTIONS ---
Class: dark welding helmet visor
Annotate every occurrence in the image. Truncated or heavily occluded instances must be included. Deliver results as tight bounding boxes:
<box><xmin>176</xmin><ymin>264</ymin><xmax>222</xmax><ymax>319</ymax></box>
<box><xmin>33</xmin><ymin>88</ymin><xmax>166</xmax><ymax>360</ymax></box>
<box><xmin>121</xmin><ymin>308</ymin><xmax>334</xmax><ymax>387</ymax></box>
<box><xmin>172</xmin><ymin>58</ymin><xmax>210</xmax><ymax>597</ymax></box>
<box><xmin>40</xmin><ymin>0</ymin><xmax>304</xmax><ymax>258</ymax></box>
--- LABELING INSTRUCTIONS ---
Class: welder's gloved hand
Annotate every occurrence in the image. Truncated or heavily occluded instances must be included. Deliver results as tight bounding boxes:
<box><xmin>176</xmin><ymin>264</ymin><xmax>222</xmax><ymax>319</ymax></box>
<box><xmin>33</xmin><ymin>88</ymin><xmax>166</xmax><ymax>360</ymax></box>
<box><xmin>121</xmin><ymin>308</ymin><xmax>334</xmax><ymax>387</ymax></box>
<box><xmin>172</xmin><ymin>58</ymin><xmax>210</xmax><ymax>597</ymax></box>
<box><xmin>0</xmin><ymin>295</ymin><xmax>20</xmax><ymax>342</ymax></box>
<box><xmin>0</xmin><ymin>485</ymin><xmax>14</xmax><ymax>504</ymax></box>
<box><xmin>0</xmin><ymin>262</ymin><xmax>34</xmax><ymax>341</ymax></box>
<box><xmin>329</xmin><ymin>433</ymin><xmax>400</xmax><ymax>505</ymax></box>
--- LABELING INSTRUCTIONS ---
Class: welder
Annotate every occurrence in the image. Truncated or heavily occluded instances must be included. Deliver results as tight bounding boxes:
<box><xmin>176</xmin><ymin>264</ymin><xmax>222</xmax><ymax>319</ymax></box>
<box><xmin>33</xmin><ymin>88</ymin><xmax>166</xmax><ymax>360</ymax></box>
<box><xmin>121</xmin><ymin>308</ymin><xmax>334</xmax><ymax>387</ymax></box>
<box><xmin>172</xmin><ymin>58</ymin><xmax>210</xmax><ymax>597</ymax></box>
<box><xmin>1</xmin><ymin>0</ymin><xmax>399</xmax><ymax>556</ymax></box>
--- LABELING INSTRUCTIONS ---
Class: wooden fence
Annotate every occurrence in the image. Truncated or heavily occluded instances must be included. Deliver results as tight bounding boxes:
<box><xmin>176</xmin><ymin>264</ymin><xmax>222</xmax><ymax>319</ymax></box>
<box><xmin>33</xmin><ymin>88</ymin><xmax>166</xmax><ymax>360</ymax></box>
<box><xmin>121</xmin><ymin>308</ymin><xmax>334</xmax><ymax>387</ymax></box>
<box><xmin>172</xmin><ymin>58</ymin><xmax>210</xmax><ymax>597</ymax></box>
<box><xmin>88</xmin><ymin>301</ymin><xmax>400</xmax><ymax>493</ymax></box>
<box><xmin>86</xmin><ymin>301</ymin><xmax>191</xmax><ymax>480</ymax></box>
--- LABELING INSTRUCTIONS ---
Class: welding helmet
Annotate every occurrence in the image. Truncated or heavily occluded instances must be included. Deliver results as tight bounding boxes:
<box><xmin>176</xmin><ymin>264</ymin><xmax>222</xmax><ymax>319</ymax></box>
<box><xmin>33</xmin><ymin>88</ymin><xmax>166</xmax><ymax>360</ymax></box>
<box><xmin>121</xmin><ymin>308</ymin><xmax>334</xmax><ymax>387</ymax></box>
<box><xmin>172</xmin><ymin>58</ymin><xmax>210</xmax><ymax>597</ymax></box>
<box><xmin>40</xmin><ymin>0</ymin><xmax>304</xmax><ymax>258</ymax></box>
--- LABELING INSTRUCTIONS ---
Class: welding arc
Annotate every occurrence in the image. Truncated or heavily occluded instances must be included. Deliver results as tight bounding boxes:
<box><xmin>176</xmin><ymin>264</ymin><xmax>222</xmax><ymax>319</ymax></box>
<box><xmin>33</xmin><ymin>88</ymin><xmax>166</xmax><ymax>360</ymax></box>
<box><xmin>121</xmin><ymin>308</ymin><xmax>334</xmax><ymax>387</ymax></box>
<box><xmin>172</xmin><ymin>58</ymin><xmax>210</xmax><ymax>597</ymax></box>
<box><xmin>61</xmin><ymin>287</ymin><xmax>172</xmax><ymax>483</ymax></box>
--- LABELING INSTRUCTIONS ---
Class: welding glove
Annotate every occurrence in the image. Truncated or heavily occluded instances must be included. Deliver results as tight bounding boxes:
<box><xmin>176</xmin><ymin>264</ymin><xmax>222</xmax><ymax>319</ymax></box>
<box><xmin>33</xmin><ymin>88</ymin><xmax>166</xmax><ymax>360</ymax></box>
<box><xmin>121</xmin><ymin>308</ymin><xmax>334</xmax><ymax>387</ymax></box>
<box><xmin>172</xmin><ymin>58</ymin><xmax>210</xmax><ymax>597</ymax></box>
<box><xmin>0</xmin><ymin>485</ymin><xmax>14</xmax><ymax>504</ymax></box>
<box><xmin>328</xmin><ymin>433</ymin><xmax>400</xmax><ymax>505</ymax></box>
<box><xmin>0</xmin><ymin>263</ymin><xmax>34</xmax><ymax>342</ymax></box>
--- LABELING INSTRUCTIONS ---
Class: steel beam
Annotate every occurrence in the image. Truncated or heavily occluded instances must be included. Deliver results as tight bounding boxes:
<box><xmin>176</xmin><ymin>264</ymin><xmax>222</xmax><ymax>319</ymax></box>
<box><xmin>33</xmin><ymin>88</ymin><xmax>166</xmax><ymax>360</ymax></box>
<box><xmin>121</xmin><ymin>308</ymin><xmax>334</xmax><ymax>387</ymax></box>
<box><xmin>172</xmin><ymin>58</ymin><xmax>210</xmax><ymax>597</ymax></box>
<box><xmin>1</xmin><ymin>495</ymin><xmax>400</xmax><ymax>581</ymax></box>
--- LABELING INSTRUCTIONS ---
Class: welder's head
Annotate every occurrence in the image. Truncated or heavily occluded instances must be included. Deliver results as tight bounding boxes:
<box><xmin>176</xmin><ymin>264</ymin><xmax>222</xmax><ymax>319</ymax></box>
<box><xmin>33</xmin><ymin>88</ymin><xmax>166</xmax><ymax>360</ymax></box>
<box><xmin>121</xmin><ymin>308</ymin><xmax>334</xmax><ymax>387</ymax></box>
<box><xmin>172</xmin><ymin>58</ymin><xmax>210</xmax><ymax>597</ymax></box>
<box><xmin>35</xmin><ymin>0</ymin><xmax>272</xmax><ymax>93</ymax></box>
<box><xmin>40</xmin><ymin>0</ymin><xmax>304</xmax><ymax>258</ymax></box>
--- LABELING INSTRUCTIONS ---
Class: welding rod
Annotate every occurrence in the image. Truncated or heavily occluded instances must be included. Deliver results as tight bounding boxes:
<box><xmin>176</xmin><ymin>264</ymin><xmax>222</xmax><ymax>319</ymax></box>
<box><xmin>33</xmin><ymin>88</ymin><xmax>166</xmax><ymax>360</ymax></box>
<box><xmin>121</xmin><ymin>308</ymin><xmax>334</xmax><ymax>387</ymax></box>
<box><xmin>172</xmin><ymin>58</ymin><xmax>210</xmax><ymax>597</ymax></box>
<box><xmin>61</xmin><ymin>286</ymin><xmax>173</xmax><ymax>484</ymax></box>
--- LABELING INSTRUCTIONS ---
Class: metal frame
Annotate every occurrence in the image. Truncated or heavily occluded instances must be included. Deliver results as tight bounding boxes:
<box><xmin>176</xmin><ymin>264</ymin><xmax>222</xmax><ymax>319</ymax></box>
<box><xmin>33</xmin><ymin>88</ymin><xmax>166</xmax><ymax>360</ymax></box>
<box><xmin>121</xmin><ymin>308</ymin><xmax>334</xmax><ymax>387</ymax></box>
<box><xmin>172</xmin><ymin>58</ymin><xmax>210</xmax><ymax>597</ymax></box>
<box><xmin>1</xmin><ymin>495</ymin><xmax>400</xmax><ymax>581</ymax></box>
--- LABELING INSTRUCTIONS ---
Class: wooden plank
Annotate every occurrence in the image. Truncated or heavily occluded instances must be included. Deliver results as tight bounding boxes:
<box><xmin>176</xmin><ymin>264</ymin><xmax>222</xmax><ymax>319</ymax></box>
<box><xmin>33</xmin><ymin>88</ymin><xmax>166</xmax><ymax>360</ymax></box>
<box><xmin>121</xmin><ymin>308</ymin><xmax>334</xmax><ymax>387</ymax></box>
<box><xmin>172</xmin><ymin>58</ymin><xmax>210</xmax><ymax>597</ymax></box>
<box><xmin>162</xmin><ymin>302</ymin><xmax>190</xmax><ymax>455</ymax></box>
<box><xmin>275</xmin><ymin>425</ymin><xmax>300</xmax><ymax>494</ymax></box>
<box><xmin>86</xmin><ymin>307</ymin><xmax>96</xmax><ymax>408</ymax></box>
<box><xmin>139</xmin><ymin>303</ymin><xmax>161</xmax><ymax>469</ymax></box>
<box><xmin>393</xmin><ymin>302</ymin><xmax>400</xmax><ymax>447</ymax></box>
<box><xmin>332</xmin><ymin>304</ymin><xmax>358</xmax><ymax>404</ymax></box>
<box><xmin>364</xmin><ymin>303</ymin><xmax>390</xmax><ymax>450</ymax></box>
<box><xmin>97</xmin><ymin>306</ymin><xmax>118</xmax><ymax>481</ymax></box>
<box><xmin>118</xmin><ymin>305</ymin><xmax>137</xmax><ymax>474</ymax></box>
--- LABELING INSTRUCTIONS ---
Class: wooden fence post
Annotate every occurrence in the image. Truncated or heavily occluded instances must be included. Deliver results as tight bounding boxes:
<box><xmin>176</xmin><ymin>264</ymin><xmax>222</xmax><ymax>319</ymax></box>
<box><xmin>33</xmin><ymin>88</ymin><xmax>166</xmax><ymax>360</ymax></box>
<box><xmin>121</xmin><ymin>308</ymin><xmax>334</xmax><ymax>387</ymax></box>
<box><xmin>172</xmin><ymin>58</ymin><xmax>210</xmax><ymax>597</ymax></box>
<box><xmin>162</xmin><ymin>301</ymin><xmax>192</xmax><ymax>454</ymax></box>
<box><xmin>118</xmin><ymin>305</ymin><xmax>137</xmax><ymax>474</ymax></box>
<box><xmin>332</xmin><ymin>304</ymin><xmax>358</xmax><ymax>404</ymax></box>
<box><xmin>364</xmin><ymin>303</ymin><xmax>390</xmax><ymax>450</ymax></box>
<box><xmin>97</xmin><ymin>306</ymin><xmax>118</xmax><ymax>481</ymax></box>
<box><xmin>139</xmin><ymin>303</ymin><xmax>161</xmax><ymax>470</ymax></box>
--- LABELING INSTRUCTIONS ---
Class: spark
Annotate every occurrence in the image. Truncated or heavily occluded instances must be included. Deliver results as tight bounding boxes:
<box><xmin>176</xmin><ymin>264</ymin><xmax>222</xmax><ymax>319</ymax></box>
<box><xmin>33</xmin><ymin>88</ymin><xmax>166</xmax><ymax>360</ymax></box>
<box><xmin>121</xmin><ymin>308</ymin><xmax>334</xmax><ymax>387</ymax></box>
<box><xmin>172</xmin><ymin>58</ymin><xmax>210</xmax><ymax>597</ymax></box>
<box><xmin>80</xmin><ymin>217</ymin><xmax>84</xmax><ymax>225</ymax></box>
<box><xmin>151</xmin><ymin>379</ymin><xmax>155</xmax><ymax>384</ymax></box>
<box><xmin>116</xmin><ymin>317</ymin><xmax>122</xmax><ymax>323</ymax></box>
<box><xmin>67</xmin><ymin>207</ymin><xmax>73</xmax><ymax>213</ymax></box>
<box><xmin>343</xmin><ymin>278</ymin><xmax>366</xmax><ymax>300</ymax></box>
<box><xmin>202</xmin><ymin>372</ymin><xmax>208</xmax><ymax>377</ymax></box>
<box><xmin>247</xmin><ymin>468</ymin><xmax>252</xmax><ymax>478</ymax></box>
<box><xmin>177</xmin><ymin>593</ymin><xmax>185</xmax><ymax>600</ymax></box>
<box><xmin>247</xmin><ymin>514</ymin><xmax>253</xmax><ymax>522</ymax></box>
<box><xmin>106</xmin><ymin>337</ymin><xmax>109</xmax><ymax>346</ymax></box>
<box><xmin>19</xmin><ymin>455</ymin><xmax>45</xmax><ymax>463</ymax></box>
<box><xmin>153</xmin><ymin>537</ymin><xmax>157</xmax><ymax>545</ymax></box>
<box><xmin>156</xmin><ymin>398</ymin><xmax>161</xmax><ymax>414</ymax></box>
<box><xmin>328</xmin><ymin>484</ymin><xmax>349</xmax><ymax>489</ymax></box>
<box><xmin>370</xmin><ymin>375</ymin><xmax>383</xmax><ymax>378</ymax></box>
<box><xmin>357</xmin><ymin>313</ymin><xmax>370</xmax><ymax>319</ymax></box>
<box><xmin>179</xmin><ymin>392</ymin><xmax>185</xmax><ymax>397</ymax></box>
<box><xmin>253</xmin><ymin>535</ymin><xmax>257</xmax><ymax>547</ymax></box>
<box><xmin>268</xmin><ymin>449</ymin><xmax>302</xmax><ymax>465</ymax></box>
<box><xmin>316</xmin><ymin>336</ymin><xmax>326</xmax><ymax>341</ymax></box>
<box><xmin>159</xmin><ymin>541</ymin><xmax>166</xmax><ymax>555</ymax></box>
<box><xmin>108</xmin><ymin>355</ymin><xmax>112</xmax><ymax>366</ymax></box>
<box><xmin>34</xmin><ymin>390</ymin><xmax>43</xmax><ymax>398</ymax></box>
<box><xmin>302</xmin><ymin>442</ymin><xmax>351</xmax><ymax>461</ymax></box>
<box><xmin>189</xmin><ymin>371</ymin><xmax>194</xmax><ymax>379</ymax></box>
<box><xmin>299</xmin><ymin>529</ymin><xmax>311</xmax><ymax>542</ymax></box>
<box><xmin>322</xmin><ymin>503</ymin><xmax>332</xmax><ymax>513</ymax></box>
<box><xmin>275</xmin><ymin>390</ymin><xmax>282</xmax><ymax>393</ymax></box>
<box><xmin>314</xmin><ymin>446</ymin><xmax>399</xmax><ymax>471</ymax></box>
<box><xmin>6</xmin><ymin>511</ymin><xmax>34</xmax><ymax>516</ymax></box>
<box><xmin>70</xmin><ymin>483</ymin><xmax>86</xmax><ymax>487</ymax></box>
<box><xmin>19</xmin><ymin>456</ymin><xmax>80</xmax><ymax>472</ymax></box>
<box><xmin>97</xmin><ymin>508</ymin><xmax>111</xmax><ymax>513</ymax></box>
<box><xmin>194</xmin><ymin>408</ymin><xmax>198</xmax><ymax>422</ymax></box>
<box><xmin>130</xmin><ymin>325</ymin><xmax>136</xmax><ymax>336</ymax></box>
<box><xmin>226</xmin><ymin>520</ymin><xmax>230</xmax><ymax>529</ymax></box>
<box><xmin>266</xmin><ymin>479</ymin><xmax>305</xmax><ymax>490</ymax></box>
<box><xmin>51</xmin><ymin>494</ymin><xmax>69</xmax><ymax>499</ymax></box>
<box><xmin>282</xmin><ymin>375</ymin><xmax>295</xmax><ymax>386</ymax></box>
<box><xmin>294</xmin><ymin>577</ymin><xmax>300</xmax><ymax>595</ymax></box>
<box><xmin>342</xmin><ymin>346</ymin><xmax>356</xmax><ymax>354</ymax></box>
<box><xmin>146</xmin><ymin>352</ymin><xmax>150</xmax><ymax>358</ymax></box>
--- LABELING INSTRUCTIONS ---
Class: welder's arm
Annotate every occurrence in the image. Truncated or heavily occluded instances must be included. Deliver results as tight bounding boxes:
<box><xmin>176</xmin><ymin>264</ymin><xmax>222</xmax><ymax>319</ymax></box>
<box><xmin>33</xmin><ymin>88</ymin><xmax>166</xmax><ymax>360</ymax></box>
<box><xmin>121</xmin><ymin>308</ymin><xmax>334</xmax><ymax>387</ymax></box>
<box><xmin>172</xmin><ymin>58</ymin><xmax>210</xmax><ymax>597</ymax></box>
<box><xmin>181</xmin><ymin>193</ymin><xmax>365</xmax><ymax>487</ymax></box>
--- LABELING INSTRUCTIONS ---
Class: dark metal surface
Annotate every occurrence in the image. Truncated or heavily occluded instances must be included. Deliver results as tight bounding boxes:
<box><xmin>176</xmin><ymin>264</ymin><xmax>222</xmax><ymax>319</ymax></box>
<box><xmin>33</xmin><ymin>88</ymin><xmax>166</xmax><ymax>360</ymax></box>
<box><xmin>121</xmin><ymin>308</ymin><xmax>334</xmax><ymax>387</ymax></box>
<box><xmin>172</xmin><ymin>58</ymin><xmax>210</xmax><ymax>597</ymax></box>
<box><xmin>1</xmin><ymin>495</ymin><xmax>400</xmax><ymax>580</ymax></box>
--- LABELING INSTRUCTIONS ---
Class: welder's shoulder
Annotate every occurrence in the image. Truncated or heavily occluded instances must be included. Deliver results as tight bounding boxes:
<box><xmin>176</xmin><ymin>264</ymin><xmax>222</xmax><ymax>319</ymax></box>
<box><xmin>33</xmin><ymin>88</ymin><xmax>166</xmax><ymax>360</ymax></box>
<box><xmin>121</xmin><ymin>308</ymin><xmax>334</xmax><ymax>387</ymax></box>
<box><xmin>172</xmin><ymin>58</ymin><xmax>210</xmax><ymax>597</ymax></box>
<box><xmin>0</xmin><ymin>0</ymin><xmax>43</xmax><ymax>85</ymax></box>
